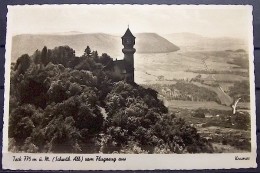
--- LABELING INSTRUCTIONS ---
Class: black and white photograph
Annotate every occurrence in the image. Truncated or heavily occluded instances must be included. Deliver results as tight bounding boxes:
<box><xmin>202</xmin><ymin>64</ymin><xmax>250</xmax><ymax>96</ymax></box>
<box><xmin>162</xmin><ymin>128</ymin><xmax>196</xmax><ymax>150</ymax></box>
<box><xmin>2</xmin><ymin>4</ymin><xmax>256</xmax><ymax>170</ymax></box>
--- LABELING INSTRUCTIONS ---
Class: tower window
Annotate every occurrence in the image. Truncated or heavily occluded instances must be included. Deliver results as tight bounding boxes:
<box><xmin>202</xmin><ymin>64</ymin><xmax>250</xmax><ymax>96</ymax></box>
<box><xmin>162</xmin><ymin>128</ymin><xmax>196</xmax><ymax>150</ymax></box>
<box><xmin>126</xmin><ymin>39</ymin><xmax>132</xmax><ymax>44</ymax></box>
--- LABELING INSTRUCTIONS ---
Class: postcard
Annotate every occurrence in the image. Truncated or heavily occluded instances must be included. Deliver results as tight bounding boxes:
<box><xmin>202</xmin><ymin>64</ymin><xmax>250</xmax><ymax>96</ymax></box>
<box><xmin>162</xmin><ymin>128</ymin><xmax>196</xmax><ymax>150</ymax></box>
<box><xmin>2</xmin><ymin>4</ymin><xmax>256</xmax><ymax>170</ymax></box>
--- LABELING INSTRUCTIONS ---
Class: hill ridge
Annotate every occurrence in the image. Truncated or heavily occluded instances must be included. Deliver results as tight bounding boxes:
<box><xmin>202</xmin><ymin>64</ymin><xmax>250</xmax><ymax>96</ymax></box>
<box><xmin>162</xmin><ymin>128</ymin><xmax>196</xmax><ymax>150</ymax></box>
<box><xmin>11</xmin><ymin>32</ymin><xmax>179</xmax><ymax>62</ymax></box>
<box><xmin>163</xmin><ymin>32</ymin><xmax>247</xmax><ymax>51</ymax></box>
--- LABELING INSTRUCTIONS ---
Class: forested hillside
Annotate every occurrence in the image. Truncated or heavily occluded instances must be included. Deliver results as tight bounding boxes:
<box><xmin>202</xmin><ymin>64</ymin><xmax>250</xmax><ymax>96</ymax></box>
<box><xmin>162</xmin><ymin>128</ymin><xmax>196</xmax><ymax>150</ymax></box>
<box><xmin>9</xmin><ymin>45</ymin><xmax>212</xmax><ymax>153</ymax></box>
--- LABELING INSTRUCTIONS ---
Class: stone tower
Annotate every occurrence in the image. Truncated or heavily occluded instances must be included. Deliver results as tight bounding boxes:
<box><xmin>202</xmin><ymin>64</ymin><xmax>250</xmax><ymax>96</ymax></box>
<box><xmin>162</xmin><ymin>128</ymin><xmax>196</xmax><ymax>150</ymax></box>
<box><xmin>121</xmin><ymin>27</ymin><xmax>136</xmax><ymax>83</ymax></box>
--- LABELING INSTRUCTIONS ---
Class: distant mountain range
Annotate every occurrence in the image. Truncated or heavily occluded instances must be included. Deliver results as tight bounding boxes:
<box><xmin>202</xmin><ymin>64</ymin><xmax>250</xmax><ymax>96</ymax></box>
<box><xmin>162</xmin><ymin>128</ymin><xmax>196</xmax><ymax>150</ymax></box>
<box><xmin>11</xmin><ymin>32</ymin><xmax>247</xmax><ymax>62</ymax></box>
<box><xmin>163</xmin><ymin>32</ymin><xmax>247</xmax><ymax>52</ymax></box>
<box><xmin>11</xmin><ymin>32</ymin><xmax>179</xmax><ymax>62</ymax></box>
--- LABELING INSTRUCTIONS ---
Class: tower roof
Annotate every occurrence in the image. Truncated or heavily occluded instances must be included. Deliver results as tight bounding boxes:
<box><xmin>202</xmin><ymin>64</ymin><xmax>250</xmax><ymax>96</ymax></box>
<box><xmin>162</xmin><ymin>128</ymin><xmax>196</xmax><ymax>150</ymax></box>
<box><xmin>122</xmin><ymin>28</ymin><xmax>135</xmax><ymax>38</ymax></box>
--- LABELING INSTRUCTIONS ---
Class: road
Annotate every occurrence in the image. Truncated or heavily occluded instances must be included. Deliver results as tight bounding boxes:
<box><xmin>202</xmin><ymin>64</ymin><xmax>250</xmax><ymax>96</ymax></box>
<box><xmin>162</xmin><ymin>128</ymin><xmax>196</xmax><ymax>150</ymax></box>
<box><xmin>199</xmin><ymin>57</ymin><xmax>233</xmax><ymax>106</ymax></box>
<box><xmin>192</xmin><ymin>82</ymin><xmax>233</xmax><ymax>106</ymax></box>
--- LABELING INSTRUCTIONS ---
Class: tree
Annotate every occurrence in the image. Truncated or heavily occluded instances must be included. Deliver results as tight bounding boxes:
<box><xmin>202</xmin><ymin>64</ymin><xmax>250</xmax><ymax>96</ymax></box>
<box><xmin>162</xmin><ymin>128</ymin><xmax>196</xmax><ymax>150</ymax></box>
<box><xmin>44</xmin><ymin>115</ymin><xmax>82</xmax><ymax>153</ymax></box>
<box><xmin>32</xmin><ymin>49</ymin><xmax>41</xmax><ymax>64</ymax></box>
<box><xmin>47</xmin><ymin>80</ymin><xmax>67</xmax><ymax>103</ymax></box>
<box><xmin>49</xmin><ymin>46</ymin><xmax>75</xmax><ymax>67</ymax></box>
<box><xmin>41</xmin><ymin>46</ymin><xmax>49</xmax><ymax>66</ymax></box>
<box><xmin>193</xmin><ymin>108</ymin><xmax>206</xmax><ymax>118</ymax></box>
<box><xmin>99</xmin><ymin>53</ymin><xmax>113</xmax><ymax>65</ymax></box>
<box><xmin>84</xmin><ymin>46</ymin><xmax>92</xmax><ymax>57</ymax></box>
<box><xmin>92</xmin><ymin>50</ymin><xmax>98</xmax><ymax>59</ymax></box>
<box><xmin>14</xmin><ymin>54</ymin><xmax>31</xmax><ymax>74</ymax></box>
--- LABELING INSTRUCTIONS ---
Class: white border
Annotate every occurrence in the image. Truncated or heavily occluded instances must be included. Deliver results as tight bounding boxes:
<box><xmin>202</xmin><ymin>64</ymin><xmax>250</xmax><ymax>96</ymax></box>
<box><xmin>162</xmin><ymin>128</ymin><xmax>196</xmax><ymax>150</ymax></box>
<box><xmin>2</xmin><ymin>4</ymin><xmax>257</xmax><ymax>170</ymax></box>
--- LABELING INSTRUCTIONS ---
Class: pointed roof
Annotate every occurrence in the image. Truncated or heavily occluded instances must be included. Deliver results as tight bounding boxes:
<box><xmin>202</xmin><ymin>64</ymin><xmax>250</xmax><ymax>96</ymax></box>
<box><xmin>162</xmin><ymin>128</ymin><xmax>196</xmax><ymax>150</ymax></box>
<box><xmin>122</xmin><ymin>28</ymin><xmax>135</xmax><ymax>38</ymax></box>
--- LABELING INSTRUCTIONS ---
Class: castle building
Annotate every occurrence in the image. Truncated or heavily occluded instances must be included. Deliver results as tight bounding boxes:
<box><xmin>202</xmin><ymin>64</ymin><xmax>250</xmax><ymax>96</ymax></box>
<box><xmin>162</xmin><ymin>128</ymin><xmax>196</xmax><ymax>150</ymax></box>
<box><xmin>107</xmin><ymin>27</ymin><xmax>136</xmax><ymax>83</ymax></box>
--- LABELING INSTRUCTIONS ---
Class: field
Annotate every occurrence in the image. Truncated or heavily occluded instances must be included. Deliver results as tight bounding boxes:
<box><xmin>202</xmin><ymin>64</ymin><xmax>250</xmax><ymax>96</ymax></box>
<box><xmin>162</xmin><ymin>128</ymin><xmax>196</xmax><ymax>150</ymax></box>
<box><xmin>167</xmin><ymin>100</ymin><xmax>231</xmax><ymax>110</ymax></box>
<box><xmin>135</xmin><ymin>50</ymin><xmax>248</xmax><ymax>83</ymax></box>
<box><xmin>137</xmin><ymin>50</ymin><xmax>251</xmax><ymax>153</ymax></box>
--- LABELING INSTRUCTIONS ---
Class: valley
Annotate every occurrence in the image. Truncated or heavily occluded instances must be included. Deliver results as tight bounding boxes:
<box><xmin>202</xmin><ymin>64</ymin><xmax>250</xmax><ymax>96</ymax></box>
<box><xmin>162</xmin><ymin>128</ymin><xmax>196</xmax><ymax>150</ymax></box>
<box><xmin>137</xmin><ymin>50</ymin><xmax>251</xmax><ymax>153</ymax></box>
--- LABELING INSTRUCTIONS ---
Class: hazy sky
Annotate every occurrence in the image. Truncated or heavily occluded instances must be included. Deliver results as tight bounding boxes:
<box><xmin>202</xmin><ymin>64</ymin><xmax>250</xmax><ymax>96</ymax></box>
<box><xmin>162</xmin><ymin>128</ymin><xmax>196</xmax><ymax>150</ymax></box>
<box><xmin>8</xmin><ymin>5</ymin><xmax>252</xmax><ymax>39</ymax></box>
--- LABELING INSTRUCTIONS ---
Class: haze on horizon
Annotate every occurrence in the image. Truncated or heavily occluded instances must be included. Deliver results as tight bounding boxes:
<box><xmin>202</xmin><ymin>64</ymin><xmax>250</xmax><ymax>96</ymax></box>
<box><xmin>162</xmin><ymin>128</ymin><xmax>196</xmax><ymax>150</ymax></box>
<box><xmin>8</xmin><ymin>5</ymin><xmax>252</xmax><ymax>40</ymax></box>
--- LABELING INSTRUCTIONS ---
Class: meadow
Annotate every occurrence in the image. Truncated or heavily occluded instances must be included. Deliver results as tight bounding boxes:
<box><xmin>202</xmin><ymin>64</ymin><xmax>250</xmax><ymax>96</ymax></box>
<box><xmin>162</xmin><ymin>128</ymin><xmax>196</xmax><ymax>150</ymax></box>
<box><xmin>135</xmin><ymin>50</ymin><xmax>248</xmax><ymax>84</ymax></box>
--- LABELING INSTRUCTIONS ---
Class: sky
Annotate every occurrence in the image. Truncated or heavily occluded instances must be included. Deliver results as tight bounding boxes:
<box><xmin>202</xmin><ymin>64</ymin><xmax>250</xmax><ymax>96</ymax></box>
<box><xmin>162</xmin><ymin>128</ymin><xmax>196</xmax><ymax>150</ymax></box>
<box><xmin>8</xmin><ymin>5</ymin><xmax>252</xmax><ymax>39</ymax></box>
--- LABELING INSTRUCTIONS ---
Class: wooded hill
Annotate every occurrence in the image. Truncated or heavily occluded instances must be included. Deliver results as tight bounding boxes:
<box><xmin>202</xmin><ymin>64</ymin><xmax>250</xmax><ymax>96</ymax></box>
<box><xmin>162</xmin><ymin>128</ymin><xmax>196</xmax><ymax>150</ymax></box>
<box><xmin>9</xmin><ymin>45</ymin><xmax>212</xmax><ymax>153</ymax></box>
